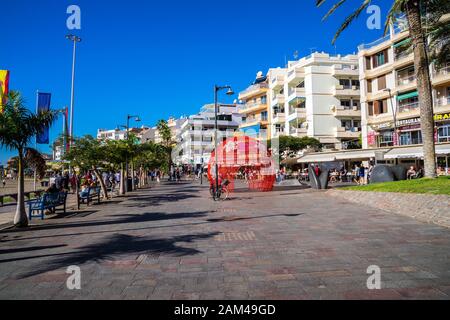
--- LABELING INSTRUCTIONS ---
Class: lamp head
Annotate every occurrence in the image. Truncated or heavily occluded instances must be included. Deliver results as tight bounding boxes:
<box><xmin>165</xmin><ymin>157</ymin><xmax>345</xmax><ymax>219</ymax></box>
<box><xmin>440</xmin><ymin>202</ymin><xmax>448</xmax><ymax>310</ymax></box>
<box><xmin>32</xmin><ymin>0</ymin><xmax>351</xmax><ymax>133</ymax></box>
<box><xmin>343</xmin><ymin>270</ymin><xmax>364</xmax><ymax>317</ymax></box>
<box><xmin>226</xmin><ymin>87</ymin><xmax>234</xmax><ymax>96</ymax></box>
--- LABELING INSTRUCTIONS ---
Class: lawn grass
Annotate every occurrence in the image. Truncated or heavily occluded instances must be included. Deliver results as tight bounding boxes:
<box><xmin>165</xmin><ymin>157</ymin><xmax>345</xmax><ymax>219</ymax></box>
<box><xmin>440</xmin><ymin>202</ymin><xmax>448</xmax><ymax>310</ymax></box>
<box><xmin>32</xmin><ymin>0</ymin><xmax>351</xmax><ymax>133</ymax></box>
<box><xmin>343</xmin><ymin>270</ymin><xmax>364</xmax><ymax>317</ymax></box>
<box><xmin>341</xmin><ymin>176</ymin><xmax>450</xmax><ymax>196</ymax></box>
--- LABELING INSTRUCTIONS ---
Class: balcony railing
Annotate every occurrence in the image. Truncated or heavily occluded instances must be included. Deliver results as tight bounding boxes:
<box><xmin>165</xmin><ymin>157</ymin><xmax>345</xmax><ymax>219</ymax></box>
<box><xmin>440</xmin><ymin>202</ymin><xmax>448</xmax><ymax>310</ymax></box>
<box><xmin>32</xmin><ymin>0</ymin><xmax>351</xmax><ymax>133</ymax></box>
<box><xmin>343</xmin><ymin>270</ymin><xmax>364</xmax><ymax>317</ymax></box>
<box><xmin>435</xmin><ymin>97</ymin><xmax>450</xmax><ymax>107</ymax></box>
<box><xmin>239</xmin><ymin>83</ymin><xmax>268</xmax><ymax>97</ymax></box>
<box><xmin>398</xmin><ymin>101</ymin><xmax>419</xmax><ymax>113</ymax></box>
<box><xmin>394</xmin><ymin>50</ymin><xmax>412</xmax><ymax>61</ymax></box>
<box><xmin>433</xmin><ymin>64</ymin><xmax>450</xmax><ymax>77</ymax></box>
<box><xmin>397</xmin><ymin>74</ymin><xmax>415</xmax><ymax>86</ymax></box>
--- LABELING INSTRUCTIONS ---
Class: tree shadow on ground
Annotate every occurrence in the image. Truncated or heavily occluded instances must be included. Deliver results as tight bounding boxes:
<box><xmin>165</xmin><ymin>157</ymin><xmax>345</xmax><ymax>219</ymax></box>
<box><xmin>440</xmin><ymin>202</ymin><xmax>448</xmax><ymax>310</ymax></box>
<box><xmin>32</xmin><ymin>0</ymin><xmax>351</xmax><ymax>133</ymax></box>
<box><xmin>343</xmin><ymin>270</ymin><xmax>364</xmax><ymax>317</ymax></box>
<box><xmin>17</xmin><ymin>232</ymin><xmax>219</xmax><ymax>278</ymax></box>
<box><xmin>1</xmin><ymin>212</ymin><xmax>304</xmax><ymax>244</ymax></box>
<box><xmin>0</xmin><ymin>211</ymin><xmax>211</xmax><ymax>234</ymax></box>
<box><xmin>122</xmin><ymin>192</ymin><xmax>200</xmax><ymax>208</ymax></box>
<box><xmin>0</xmin><ymin>244</ymin><xmax>67</xmax><ymax>255</ymax></box>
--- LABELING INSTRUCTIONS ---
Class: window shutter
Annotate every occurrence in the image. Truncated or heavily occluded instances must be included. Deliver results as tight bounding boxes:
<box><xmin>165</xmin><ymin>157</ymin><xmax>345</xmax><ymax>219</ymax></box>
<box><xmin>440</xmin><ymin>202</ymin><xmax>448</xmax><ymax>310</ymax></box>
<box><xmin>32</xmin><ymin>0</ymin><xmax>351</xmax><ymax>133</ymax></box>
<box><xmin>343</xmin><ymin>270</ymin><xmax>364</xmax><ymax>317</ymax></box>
<box><xmin>367</xmin><ymin>79</ymin><xmax>372</xmax><ymax>93</ymax></box>
<box><xmin>378</xmin><ymin>75</ymin><xmax>386</xmax><ymax>90</ymax></box>
<box><xmin>384</xmin><ymin>49</ymin><xmax>389</xmax><ymax>63</ymax></box>
<box><xmin>374</xmin><ymin>100</ymin><xmax>380</xmax><ymax>115</ymax></box>
<box><xmin>366</xmin><ymin>57</ymin><xmax>371</xmax><ymax>70</ymax></box>
<box><xmin>368</xmin><ymin>102</ymin><xmax>374</xmax><ymax>116</ymax></box>
<box><xmin>382</xmin><ymin>99</ymin><xmax>388</xmax><ymax>113</ymax></box>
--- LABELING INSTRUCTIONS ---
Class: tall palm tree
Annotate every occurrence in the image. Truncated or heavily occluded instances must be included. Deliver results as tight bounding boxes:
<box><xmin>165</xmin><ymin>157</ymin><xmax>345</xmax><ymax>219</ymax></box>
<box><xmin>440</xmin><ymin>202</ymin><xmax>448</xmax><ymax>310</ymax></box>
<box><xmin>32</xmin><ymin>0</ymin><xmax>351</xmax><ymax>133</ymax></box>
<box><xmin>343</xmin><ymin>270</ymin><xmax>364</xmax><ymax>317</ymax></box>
<box><xmin>0</xmin><ymin>91</ymin><xmax>58</xmax><ymax>227</ymax></box>
<box><xmin>317</xmin><ymin>0</ymin><xmax>449</xmax><ymax>178</ymax></box>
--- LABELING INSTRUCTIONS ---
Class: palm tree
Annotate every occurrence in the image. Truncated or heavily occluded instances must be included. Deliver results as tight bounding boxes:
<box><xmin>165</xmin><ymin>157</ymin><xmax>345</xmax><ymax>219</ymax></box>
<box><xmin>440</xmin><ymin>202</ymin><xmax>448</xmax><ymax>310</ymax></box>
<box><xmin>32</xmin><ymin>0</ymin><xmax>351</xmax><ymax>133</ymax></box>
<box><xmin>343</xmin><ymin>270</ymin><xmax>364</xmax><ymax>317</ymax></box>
<box><xmin>316</xmin><ymin>0</ymin><xmax>449</xmax><ymax>178</ymax></box>
<box><xmin>0</xmin><ymin>91</ymin><xmax>58</xmax><ymax>227</ymax></box>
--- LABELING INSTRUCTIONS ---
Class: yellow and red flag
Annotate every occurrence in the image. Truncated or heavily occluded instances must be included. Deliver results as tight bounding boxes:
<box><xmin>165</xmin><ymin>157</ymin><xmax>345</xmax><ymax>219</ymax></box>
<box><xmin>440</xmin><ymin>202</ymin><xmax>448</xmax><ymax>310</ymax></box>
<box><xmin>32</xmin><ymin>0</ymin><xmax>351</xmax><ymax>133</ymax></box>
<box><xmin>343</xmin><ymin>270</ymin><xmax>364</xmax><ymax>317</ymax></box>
<box><xmin>0</xmin><ymin>70</ymin><xmax>10</xmax><ymax>113</ymax></box>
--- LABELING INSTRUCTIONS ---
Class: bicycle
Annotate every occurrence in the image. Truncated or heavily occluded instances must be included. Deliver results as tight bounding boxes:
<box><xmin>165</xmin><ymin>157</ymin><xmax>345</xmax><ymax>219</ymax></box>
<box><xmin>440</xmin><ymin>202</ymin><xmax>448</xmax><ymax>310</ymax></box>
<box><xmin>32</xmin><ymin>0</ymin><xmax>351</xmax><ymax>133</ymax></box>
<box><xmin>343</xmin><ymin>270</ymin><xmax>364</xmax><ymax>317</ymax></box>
<box><xmin>209</xmin><ymin>179</ymin><xmax>230</xmax><ymax>201</ymax></box>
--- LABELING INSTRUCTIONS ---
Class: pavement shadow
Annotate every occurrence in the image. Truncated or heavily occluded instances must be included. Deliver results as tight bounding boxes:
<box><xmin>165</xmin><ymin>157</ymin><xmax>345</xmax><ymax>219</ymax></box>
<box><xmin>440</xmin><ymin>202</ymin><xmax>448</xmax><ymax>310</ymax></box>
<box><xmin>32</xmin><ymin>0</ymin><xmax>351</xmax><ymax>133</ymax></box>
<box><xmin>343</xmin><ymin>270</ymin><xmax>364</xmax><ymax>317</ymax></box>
<box><xmin>17</xmin><ymin>232</ymin><xmax>219</xmax><ymax>278</ymax></box>
<box><xmin>0</xmin><ymin>244</ymin><xmax>67</xmax><ymax>255</ymax></box>
<box><xmin>123</xmin><ymin>192</ymin><xmax>200</xmax><ymax>208</ymax></box>
<box><xmin>0</xmin><ymin>211</ymin><xmax>212</xmax><ymax>235</ymax></box>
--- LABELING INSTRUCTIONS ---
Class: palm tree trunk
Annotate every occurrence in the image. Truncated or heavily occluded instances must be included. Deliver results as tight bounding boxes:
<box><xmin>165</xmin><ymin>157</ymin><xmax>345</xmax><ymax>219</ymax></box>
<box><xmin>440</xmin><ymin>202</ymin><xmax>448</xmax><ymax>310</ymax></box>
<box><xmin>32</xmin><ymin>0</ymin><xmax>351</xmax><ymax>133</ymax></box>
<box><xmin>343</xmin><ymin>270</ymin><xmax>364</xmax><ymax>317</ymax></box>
<box><xmin>119</xmin><ymin>163</ymin><xmax>126</xmax><ymax>195</ymax></box>
<box><xmin>14</xmin><ymin>148</ymin><xmax>28</xmax><ymax>227</ymax></box>
<box><xmin>405</xmin><ymin>0</ymin><xmax>436</xmax><ymax>178</ymax></box>
<box><xmin>92</xmin><ymin>167</ymin><xmax>109</xmax><ymax>199</ymax></box>
<box><xmin>131</xmin><ymin>161</ymin><xmax>136</xmax><ymax>191</ymax></box>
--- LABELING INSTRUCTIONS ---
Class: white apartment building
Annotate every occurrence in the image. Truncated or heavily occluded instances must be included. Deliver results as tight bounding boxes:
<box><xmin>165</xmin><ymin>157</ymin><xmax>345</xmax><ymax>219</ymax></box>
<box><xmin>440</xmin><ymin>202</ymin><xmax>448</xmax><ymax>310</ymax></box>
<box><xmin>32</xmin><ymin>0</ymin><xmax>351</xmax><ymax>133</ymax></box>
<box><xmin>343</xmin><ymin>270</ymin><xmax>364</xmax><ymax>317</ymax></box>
<box><xmin>358</xmin><ymin>21</ymin><xmax>450</xmax><ymax>168</ymax></box>
<box><xmin>173</xmin><ymin>103</ymin><xmax>242</xmax><ymax>166</ymax></box>
<box><xmin>97</xmin><ymin>128</ymin><xmax>127</xmax><ymax>141</ymax></box>
<box><xmin>267</xmin><ymin>52</ymin><xmax>360</xmax><ymax>150</ymax></box>
<box><xmin>154</xmin><ymin>117</ymin><xmax>186</xmax><ymax>145</ymax></box>
<box><xmin>97</xmin><ymin>126</ymin><xmax>151</xmax><ymax>142</ymax></box>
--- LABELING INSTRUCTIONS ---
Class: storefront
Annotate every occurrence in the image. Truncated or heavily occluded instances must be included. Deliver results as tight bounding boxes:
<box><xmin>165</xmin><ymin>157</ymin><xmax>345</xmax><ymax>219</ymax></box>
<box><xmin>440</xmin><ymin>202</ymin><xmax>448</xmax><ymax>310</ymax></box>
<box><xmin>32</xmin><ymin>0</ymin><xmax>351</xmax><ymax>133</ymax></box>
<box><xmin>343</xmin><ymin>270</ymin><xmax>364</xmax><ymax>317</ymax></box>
<box><xmin>368</xmin><ymin>112</ymin><xmax>450</xmax><ymax>148</ymax></box>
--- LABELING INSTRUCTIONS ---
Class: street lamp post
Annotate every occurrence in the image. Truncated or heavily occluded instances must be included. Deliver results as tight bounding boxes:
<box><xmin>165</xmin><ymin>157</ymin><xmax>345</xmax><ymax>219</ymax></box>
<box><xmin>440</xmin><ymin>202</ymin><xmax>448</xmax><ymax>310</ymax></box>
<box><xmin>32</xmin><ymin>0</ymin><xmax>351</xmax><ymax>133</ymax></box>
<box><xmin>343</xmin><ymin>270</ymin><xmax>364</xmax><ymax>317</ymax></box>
<box><xmin>213</xmin><ymin>85</ymin><xmax>234</xmax><ymax>200</ymax></box>
<box><xmin>126</xmin><ymin>114</ymin><xmax>141</xmax><ymax>192</ymax></box>
<box><xmin>66</xmin><ymin>34</ymin><xmax>81</xmax><ymax>145</ymax></box>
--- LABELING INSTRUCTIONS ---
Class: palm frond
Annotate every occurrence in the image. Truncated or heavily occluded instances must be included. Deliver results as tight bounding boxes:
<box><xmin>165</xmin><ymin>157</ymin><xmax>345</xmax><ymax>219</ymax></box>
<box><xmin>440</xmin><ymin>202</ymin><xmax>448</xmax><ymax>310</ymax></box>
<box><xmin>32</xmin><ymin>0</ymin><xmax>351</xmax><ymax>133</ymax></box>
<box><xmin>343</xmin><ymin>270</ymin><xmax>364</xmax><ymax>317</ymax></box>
<box><xmin>332</xmin><ymin>0</ymin><xmax>371</xmax><ymax>45</ymax></box>
<box><xmin>316</xmin><ymin>0</ymin><xmax>327</xmax><ymax>7</ymax></box>
<box><xmin>322</xmin><ymin>0</ymin><xmax>347</xmax><ymax>21</ymax></box>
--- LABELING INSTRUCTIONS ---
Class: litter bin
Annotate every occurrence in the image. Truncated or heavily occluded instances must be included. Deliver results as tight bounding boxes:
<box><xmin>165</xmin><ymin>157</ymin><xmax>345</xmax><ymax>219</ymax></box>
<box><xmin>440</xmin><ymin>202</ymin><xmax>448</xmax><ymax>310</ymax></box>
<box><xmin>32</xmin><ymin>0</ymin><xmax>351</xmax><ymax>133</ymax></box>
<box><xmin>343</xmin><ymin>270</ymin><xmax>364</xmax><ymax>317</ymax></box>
<box><xmin>127</xmin><ymin>178</ymin><xmax>133</xmax><ymax>192</ymax></box>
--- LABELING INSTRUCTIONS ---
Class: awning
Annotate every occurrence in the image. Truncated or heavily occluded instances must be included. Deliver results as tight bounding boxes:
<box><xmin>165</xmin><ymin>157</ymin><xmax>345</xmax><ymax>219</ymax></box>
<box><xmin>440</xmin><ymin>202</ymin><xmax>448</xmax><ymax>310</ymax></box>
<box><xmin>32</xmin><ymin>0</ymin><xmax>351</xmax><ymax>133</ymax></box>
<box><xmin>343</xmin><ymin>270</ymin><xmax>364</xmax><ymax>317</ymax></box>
<box><xmin>436</xmin><ymin>144</ymin><xmax>450</xmax><ymax>155</ymax></box>
<box><xmin>298</xmin><ymin>153</ymin><xmax>337</xmax><ymax>163</ymax></box>
<box><xmin>393</xmin><ymin>38</ymin><xmax>411</xmax><ymax>48</ymax></box>
<box><xmin>334</xmin><ymin>150</ymin><xmax>377</xmax><ymax>160</ymax></box>
<box><xmin>384</xmin><ymin>143</ymin><xmax>450</xmax><ymax>159</ymax></box>
<box><xmin>397</xmin><ymin>91</ymin><xmax>418</xmax><ymax>101</ymax></box>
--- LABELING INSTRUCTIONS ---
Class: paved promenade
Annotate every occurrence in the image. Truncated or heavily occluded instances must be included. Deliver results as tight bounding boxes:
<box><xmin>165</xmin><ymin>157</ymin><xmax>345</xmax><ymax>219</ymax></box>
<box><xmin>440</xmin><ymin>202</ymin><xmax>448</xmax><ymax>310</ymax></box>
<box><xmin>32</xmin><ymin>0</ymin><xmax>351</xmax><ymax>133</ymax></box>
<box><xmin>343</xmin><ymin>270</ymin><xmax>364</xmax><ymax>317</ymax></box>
<box><xmin>0</xmin><ymin>181</ymin><xmax>449</xmax><ymax>300</ymax></box>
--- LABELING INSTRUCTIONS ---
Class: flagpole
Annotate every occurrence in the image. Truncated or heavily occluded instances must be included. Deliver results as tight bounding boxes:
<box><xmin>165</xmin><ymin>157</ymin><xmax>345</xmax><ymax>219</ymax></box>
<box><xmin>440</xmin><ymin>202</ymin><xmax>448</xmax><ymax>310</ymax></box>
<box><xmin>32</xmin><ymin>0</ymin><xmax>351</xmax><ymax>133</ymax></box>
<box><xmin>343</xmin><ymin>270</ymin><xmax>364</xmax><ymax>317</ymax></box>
<box><xmin>33</xmin><ymin>90</ymin><xmax>38</xmax><ymax>192</ymax></box>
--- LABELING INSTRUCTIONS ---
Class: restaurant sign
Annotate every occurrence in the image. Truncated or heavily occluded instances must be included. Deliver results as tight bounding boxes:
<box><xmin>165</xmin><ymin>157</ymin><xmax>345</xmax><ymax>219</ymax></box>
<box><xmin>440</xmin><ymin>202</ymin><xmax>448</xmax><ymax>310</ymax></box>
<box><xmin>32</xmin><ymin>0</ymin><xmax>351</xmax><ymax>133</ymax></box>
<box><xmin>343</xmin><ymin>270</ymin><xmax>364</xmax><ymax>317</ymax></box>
<box><xmin>371</xmin><ymin>112</ymin><xmax>450</xmax><ymax>131</ymax></box>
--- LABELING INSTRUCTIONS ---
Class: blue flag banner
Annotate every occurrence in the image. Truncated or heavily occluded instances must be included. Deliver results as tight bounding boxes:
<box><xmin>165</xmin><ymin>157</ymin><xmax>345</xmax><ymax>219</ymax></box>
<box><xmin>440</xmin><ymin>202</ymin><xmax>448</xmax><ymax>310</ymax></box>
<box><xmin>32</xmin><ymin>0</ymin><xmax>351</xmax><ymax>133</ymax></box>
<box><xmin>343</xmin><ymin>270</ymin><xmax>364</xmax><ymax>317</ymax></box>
<box><xmin>36</xmin><ymin>92</ymin><xmax>51</xmax><ymax>144</ymax></box>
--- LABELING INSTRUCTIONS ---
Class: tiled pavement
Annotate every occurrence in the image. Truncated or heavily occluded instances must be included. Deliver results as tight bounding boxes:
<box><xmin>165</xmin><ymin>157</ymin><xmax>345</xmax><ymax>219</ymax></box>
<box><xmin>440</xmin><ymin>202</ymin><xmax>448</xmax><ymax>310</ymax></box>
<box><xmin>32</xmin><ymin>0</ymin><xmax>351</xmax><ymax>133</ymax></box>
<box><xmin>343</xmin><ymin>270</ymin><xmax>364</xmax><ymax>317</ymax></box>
<box><xmin>0</xmin><ymin>181</ymin><xmax>449</xmax><ymax>300</ymax></box>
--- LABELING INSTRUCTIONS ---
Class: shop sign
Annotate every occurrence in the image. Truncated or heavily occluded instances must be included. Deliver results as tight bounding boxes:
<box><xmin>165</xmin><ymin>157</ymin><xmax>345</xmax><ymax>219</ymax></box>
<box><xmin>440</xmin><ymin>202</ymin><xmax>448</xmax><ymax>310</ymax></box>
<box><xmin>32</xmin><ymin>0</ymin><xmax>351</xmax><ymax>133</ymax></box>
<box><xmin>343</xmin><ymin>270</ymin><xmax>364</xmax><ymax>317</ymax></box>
<box><xmin>434</xmin><ymin>113</ymin><xmax>450</xmax><ymax>122</ymax></box>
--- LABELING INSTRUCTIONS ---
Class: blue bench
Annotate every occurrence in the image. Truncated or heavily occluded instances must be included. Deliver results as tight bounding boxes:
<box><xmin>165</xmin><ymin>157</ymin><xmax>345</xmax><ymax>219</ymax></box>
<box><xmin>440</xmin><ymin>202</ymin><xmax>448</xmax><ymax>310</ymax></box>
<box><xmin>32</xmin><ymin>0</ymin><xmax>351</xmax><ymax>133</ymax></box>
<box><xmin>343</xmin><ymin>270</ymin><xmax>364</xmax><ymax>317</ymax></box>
<box><xmin>28</xmin><ymin>191</ymin><xmax>68</xmax><ymax>220</ymax></box>
<box><xmin>78</xmin><ymin>186</ymin><xmax>101</xmax><ymax>206</ymax></box>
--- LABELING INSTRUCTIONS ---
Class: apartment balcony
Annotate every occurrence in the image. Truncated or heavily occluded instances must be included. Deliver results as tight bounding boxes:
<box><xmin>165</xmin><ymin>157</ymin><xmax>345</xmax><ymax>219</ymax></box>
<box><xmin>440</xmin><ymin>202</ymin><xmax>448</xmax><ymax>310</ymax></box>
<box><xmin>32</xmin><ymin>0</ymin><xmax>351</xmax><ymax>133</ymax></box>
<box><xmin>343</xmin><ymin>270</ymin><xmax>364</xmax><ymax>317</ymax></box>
<box><xmin>287</xmin><ymin>87</ymin><xmax>306</xmax><ymax>103</ymax></box>
<box><xmin>334</xmin><ymin>127</ymin><xmax>361</xmax><ymax>138</ymax></box>
<box><xmin>238</xmin><ymin>102</ymin><xmax>268</xmax><ymax>114</ymax></box>
<box><xmin>271</xmin><ymin>94</ymin><xmax>285</xmax><ymax>106</ymax></box>
<box><xmin>270</xmin><ymin>75</ymin><xmax>285</xmax><ymax>89</ymax></box>
<box><xmin>287</xmin><ymin>68</ymin><xmax>305</xmax><ymax>85</ymax></box>
<box><xmin>272</xmin><ymin>129</ymin><xmax>285</xmax><ymax>138</ymax></box>
<box><xmin>291</xmin><ymin>128</ymin><xmax>308</xmax><ymax>137</ymax></box>
<box><xmin>393</xmin><ymin>51</ymin><xmax>414</xmax><ymax>69</ymax></box>
<box><xmin>238</xmin><ymin>83</ymin><xmax>268</xmax><ymax>100</ymax></box>
<box><xmin>396</xmin><ymin>74</ymin><xmax>416</xmax><ymax>92</ymax></box>
<box><xmin>331</xmin><ymin>105</ymin><xmax>361</xmax><ymax>118</ymax></box>
<box><xmin>272</xmin><ymin>112</ymin><xmax>285</xmax><ymax>123</ymax></box>
<box><xmin>240</xmin><ymin>115</ymin><xmax>269</xmax><ymax>128</ymax></box>
<box><xmin>435</xmin><ymin>96</ymin><xmax>450</xmax><ymax>109</ymax></box>
<box><xmin>332</xmin><ymin>64</ymin><xmax>359</xmax><ymax>77</ymax></box>
<box><xmin>287</xmin><ymin>107</ymin><xmax>306</xmax><ymax>122</ymax></box>
<box><xmin>432</xmin><ymin>65</ymin><xmax>450</xmax><ymax>86</ymax></box>
<box><xmin>332</xmin><ymin>85</ymin><xmax>360</xmax><ymax>97</ymax></box>
<box><xmin>398</xmin><ymin>101</ymin><xmax>419</xmax><ymax>114</ymax></box>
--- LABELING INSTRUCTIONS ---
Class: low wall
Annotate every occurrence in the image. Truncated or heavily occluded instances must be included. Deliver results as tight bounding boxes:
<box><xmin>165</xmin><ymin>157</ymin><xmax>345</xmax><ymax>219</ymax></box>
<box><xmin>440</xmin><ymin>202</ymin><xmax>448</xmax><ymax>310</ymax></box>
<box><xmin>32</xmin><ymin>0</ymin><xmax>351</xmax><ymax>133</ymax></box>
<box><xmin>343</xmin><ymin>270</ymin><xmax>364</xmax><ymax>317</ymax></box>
<box><xmin>327</xmin><ymin>189</ymin><xmax>450</xmax><ymax>229</ymax></box>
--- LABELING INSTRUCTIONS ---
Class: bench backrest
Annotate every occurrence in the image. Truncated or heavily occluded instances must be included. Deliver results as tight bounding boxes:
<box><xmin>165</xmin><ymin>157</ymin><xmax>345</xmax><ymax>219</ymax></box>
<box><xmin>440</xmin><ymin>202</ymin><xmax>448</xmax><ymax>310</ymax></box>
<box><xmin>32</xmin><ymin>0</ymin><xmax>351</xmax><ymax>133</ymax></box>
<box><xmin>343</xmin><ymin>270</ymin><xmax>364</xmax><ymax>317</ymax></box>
<box><xmin>88</xmin><ymin>187</ymin><xmax>101</xmax><ymax>196</ymax></box>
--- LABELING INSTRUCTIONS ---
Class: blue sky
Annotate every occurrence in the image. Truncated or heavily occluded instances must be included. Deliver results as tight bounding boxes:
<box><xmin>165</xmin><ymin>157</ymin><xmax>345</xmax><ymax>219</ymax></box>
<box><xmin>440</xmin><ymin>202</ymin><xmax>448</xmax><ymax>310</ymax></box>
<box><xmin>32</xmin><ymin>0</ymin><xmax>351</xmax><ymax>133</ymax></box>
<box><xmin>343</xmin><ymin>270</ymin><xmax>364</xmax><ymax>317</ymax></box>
<box><xmin>0</xmin><ymin>0</ymin><xmax>391</xmax><ymax>164</ymax></box>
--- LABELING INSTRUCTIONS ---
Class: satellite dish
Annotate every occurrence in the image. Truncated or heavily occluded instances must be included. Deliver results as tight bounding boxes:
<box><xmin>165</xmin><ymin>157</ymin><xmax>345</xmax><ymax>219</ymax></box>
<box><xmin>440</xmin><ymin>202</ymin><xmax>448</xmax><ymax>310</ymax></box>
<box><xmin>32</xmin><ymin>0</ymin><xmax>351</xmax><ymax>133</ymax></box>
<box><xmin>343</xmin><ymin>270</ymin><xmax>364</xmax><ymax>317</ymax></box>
<box><xmin>256</xmin><ymin>71</ymin><xmax>263</xmax><ymax>79</ymax></box>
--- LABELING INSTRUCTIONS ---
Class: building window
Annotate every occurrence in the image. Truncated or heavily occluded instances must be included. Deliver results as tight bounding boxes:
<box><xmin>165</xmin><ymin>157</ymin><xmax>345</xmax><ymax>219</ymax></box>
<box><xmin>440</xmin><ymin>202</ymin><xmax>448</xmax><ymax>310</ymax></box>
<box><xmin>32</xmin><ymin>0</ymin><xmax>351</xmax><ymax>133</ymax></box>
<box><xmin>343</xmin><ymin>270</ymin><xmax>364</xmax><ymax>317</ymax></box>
<box><xmin>399</xmin><ymin>131</ymin><xmax>422</xmax><ymax>146</ymax></box>
<box><xmin>351</xmin><ymin>79</ymin><xmax>360</xmax><ymax>89</ymax></box>
<box><xmin>372</xmin><ymin>49</ymin><xmax>389</xmax><ymax>68</ymax></box>
<box><xmin>373</xmin><ymin>99</ymin><xmax>388</xmax><ymax>114</ymax></box>
<box><xmin>377</xmin><ymin>75</ymin><xmax>387</xmax><ymax>90</ymax></box>
<box><xmin>261</xmin><ymin>111</ymin><xmax>268</xmax><ymax>121</ymax></box>
<box><xmin>261</xmin><ymin>95</ymin><xmax>267</xmax><ymax>104</ymax></box>
<box><xmin>341</xmin><ymin>100</ymin><xmax>351</xmax><ymax>108</ymax></box>
<box><xmin>367</xmin><ymin>79</ymin><xmax>372</xmax><ymax>93</ymax></box>
<box><xmin>379</xmin><ymin>130</ymin><xmax>394</xmax><ymax>147</ymax></box>
<box><xmin>339</xmin><ymin>79</ymin><xmax>351</xmax><ymax>89</ymax></box>
<box><xmin>438</xmin><ymin>124</ymin><xmax>450</xmax><ymax>142</ymax></box>
<box><xmin>368</xmin><ymin>102</ymin><xmax>374</xmax><ymax>116</ymax></box>
<box><xmin>365</xmin><ymin>56</ymin><xmax>372</xmax><ymax>70</ymax></box>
